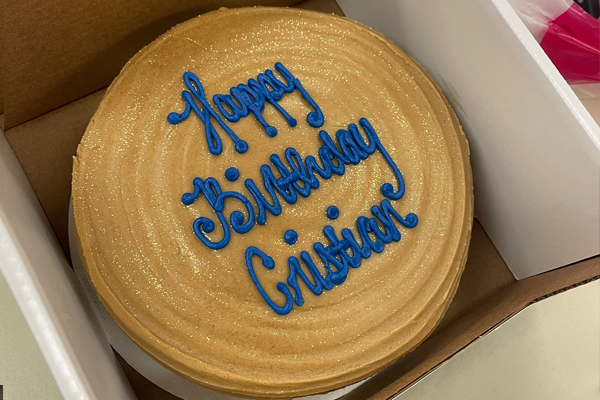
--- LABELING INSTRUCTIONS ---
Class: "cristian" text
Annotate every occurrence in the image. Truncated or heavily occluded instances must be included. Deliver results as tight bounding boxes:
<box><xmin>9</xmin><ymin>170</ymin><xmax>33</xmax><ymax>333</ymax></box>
<box><xmin>245</xmin><ymin>198</ymin><xmax>418</xmax><ymax>315</ymax></box>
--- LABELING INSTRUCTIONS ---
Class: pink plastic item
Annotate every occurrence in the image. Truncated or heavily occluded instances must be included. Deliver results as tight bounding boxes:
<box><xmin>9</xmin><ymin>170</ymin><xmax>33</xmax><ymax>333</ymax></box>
<box><xmin>540</xmin><ymin>3</ymin><xmax>600</xmax><ymax>84</ymax></box>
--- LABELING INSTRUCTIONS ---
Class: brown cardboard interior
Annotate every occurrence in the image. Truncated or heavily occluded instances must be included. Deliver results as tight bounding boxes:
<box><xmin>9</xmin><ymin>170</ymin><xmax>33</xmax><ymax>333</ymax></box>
<box><xmin>0</xmin><ymin>38</ymin><xmax>4</xmax><ymax>116</ymax></box>
<box><xmin>3</xmin><ymin>0</ymin><xmax>299</xmax><ymax>130</ymax></box>
<box><xmin>0</xmin><ymin>5</ymin><xmax>4</xmax><ymax>117</ymax></box>
<box><xmin>2</xmin><ymin>0</ymin><xmax>599</xmax><ymax>399</ymax></box>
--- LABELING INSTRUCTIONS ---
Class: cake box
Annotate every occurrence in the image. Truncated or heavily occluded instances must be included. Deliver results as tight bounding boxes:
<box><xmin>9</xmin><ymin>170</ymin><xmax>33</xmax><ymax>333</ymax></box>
<box><xmin>0</xmin><ymin>0</ymin><xmax>598</xmax><ymax>399</ymax></box>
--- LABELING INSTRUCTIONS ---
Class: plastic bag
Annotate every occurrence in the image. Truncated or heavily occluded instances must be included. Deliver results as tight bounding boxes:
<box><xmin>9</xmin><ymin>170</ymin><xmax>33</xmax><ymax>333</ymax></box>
<box><xmin>510</xmin><ymin>0</ymin><xmax>600</xmax><ymax>84</ymax></box>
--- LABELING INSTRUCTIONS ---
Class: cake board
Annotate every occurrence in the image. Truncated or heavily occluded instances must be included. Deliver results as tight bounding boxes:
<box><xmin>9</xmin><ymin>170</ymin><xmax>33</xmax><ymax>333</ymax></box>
<box><xmin>68</xmin><ymin>199</ymin><xmax>369</xmax><ymax>400</ymax></box>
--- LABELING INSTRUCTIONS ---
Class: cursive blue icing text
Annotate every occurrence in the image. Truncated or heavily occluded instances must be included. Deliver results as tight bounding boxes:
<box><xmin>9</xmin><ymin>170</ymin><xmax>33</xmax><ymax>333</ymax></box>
<box><xmin>326</xmin><ymin>205</ymin><xmax>339</xmax><ymax>220</ymax></box>
<box><xmin>284</xmin><ymin>229</ymin><xmax>298</xmax><ymax>245</ymax></box>
<box><xmin>245</xmin><ymin>247</ymin><xmax>294</xmax><ymax>315</ymax></box>
<box><xmin>182</xmin><ymin>118</ymin><xmax>406</xmax><ymax>249</ymax></box>
<box><xmin>225</xmin><ymin>167</ymin><xmax>240</xmax><ymax>182</ymax></box>
<box><xmin>168</xmin><ymin>63</ymin><xmax>324</xmax><ymax>155</ymax></box>
<box><xmin>181</xmin><ymin>177</ymin><xmax>255</xmax><ymax>249</ymax></box>
<box><xmin>173</xmin><ymin>62</ymin><xmax>420</xmax><ymax>315</ymax></box>
<box><xmin>245</xmin><ymin>199</ymin><xmax>418</xmax><ymax>314</ymax></box>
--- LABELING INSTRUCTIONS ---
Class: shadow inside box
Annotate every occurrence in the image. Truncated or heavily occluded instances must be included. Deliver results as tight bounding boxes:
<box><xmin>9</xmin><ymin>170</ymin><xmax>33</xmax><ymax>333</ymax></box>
<box><xmin>116</xmin><ymin>352</ymin><xmax>182</xmax><ymax>400</ymax></box>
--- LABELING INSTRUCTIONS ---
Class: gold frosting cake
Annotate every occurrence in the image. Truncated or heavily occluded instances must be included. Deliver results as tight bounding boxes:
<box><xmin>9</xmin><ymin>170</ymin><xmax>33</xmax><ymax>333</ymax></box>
<box><xmin>72</xmin><ymin>7</ymin><xmax>473</xmax><ymax>399</ymax></box>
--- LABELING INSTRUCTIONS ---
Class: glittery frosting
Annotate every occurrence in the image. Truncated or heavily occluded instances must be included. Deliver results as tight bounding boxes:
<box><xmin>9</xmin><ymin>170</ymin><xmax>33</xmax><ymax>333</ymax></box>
<box><xmin>72</xmin><ymin>7</ymin><xmax>473</xmax><ymax>399</ymax></box>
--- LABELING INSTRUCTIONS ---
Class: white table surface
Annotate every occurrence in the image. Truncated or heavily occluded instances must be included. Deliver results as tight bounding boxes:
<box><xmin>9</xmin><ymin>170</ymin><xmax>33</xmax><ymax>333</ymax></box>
<box><xmin>396</xmin><ymin>279</ymin><xmax>600</xmax><ymax>400</ymax></box>
<box><xmin>0</xmin><ymin>272</ymin><xmax>62</xmax><ymax>400</ymax></box>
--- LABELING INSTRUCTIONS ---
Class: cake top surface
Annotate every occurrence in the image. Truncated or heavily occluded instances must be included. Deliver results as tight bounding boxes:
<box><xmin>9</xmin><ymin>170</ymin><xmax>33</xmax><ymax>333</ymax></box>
<box><xmin>72</xmin><ymin>7</ymin><xmax>473</xmax><ymax>398</ymax></box>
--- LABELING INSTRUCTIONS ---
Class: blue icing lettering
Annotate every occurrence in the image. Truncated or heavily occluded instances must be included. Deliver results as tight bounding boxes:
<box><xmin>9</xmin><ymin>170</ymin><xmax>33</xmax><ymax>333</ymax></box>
<box><xmin>245</xmin><ymin>198</ymin><xmax>418</xmax><ymax>315</ymax></box>
<box><xmin>326</xmin><ymin>205</ymin><xmax>339</xmax><ymax>220</ymax></box>
<box><xmin>225</xmin><ymin>167</ymin><xmax>240</xmax><ymax>182</ymax></box>
<box><xmin>245</xmin><ymin>247</ymin><xmax>293</xmax><ymax>315</ymax></box>
<box><xmin>172</xmin><ymin>63</ymin><xmax>419</xmax><ymax>315</ymax></box>
<box><xmin>182</xmin><ymin>118</ymin><xmax>406</xmax><ymax>249</ymax></box>
<box><xmin>167</xmin><ymin>72</ymin><xmax>248</xmax><ymax>155</ymax></box>
<box><xmin>168</xmin><ymin>63</ymin><xmax>323</xmax><ymax>155</ymax></box>
<box><xmin>284</xmin><ymin>229</ymin><xmax>298</xmax><ymax>245</ymax></box>
<box><xmin>182</xmin><ymin>177</ymin><xmax>255</xmax><ymax>249</ymax></box>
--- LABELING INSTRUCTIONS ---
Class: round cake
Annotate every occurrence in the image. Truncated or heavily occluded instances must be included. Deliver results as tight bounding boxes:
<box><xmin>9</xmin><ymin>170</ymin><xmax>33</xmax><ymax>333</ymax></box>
<box><xmin>72</xmin><ymin>7</ymin><xmax>473</xmax><ymax>399</ymax></box>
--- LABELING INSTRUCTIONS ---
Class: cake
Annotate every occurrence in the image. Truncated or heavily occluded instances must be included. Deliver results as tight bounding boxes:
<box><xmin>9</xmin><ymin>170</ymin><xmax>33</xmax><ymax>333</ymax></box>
<box><xmin>72</xmin><ymin>7</ymin><xmax>473</xmax><ymax>399</ymax></box>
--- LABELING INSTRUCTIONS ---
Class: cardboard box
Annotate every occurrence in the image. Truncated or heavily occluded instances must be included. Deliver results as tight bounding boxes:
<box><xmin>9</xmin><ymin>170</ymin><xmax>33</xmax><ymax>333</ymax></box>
<box><xmin>1</xmin><ymin>0</ymin><xmax>598</xmax><ymax>399</ymax></box>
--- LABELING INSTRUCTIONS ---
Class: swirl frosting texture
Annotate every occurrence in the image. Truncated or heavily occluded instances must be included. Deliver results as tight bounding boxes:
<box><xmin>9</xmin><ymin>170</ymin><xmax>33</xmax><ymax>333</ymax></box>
<box><xmin>72</xmin><ymin>7</ymin><xmax>473</xmax><ymax>399</ymax></box>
